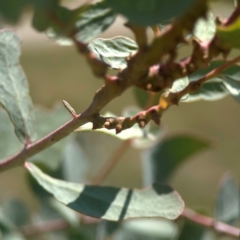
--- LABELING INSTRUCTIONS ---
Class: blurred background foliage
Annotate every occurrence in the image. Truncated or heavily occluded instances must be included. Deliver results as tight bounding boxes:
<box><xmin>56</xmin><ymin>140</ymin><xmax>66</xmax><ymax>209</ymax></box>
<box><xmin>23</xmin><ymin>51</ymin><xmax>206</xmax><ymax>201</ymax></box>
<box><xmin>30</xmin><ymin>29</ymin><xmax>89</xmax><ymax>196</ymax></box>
<box><xmin>0</xmin><ymin>0</ymin><xmax>240</xmax><ymax>239</ymax></box>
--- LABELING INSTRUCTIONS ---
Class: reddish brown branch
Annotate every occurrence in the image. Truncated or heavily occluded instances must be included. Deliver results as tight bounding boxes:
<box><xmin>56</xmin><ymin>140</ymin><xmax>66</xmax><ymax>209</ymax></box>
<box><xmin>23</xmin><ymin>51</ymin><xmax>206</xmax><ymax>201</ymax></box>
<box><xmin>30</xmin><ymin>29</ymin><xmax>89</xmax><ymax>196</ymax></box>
<box><xmin>177</xmin><ymin>55</ymin><xmax>240</xmax><ymax>98</ymax></box>
<box><xmin>182</xmin><ymin>208</ymin><xmax>240</xmax><ymax>238</ymax></box>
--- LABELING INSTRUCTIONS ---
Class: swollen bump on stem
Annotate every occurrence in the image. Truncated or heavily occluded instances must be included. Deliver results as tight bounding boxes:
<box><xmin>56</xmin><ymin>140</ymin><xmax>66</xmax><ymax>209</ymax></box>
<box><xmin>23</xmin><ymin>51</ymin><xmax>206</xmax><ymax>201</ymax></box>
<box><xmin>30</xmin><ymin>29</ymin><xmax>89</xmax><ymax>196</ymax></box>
<box><xmin>115</xmin><ymin>124</ymin><xmax>123</xmax><ymax>134</ymax></box>
<box><xmin>150</xmin><ymin>110</ymin><xmax>161</xmax><ymax>125</ymax></box>
<box><xmin>138</xmin><ymin>120</ymin><xmax>146</xmax><ymax>128</ymax></box>
<box><xmin>146</xmin><ymin>83</ymin><xmax>153</xmax><ymax>91</ymax></box>
<box><xmin>104</xmin><ymin>121</ymin><xmax>110</xmax><ymax>129</ymax></box>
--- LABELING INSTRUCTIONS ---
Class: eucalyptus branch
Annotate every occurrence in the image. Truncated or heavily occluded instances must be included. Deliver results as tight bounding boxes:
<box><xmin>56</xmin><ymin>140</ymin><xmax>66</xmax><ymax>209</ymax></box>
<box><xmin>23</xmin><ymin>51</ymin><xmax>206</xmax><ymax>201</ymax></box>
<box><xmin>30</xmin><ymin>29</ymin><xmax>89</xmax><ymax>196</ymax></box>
<box><xmin>0</xmin><ymin>81</ymin><xmax>129</xmax><ymax>173</ymax></box>
<box><xmin>135</xmin><ymin>5</ymin><xmax>240</xmax><ymax>94</ymax></box>
<box><xmin>182</xmin><ymin>208</ymin><xmax>240</xmax><ymax>238</ymax></box>
<box><xmin>0</xmin><ymin>0</ymin><xmax>236</xmax><ymax>174</ymax></box>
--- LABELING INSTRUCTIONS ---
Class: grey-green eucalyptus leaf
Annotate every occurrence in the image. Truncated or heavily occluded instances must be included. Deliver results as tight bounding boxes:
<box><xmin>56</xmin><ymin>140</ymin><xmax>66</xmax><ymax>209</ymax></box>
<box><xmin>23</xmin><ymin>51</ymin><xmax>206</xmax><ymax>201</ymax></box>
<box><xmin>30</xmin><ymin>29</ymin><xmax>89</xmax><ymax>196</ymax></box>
<box><xmin>26</xmin><ymin>163</ymin><xmax>184</xmax><ymax>221</ymax></box>
<box><xmin>50</xmin><ymin>199</ymin><xmax>79</xmax><ymax>228</ymax></box>
<box><xmin>0</xmin><ymin>104</ymin><xmax>71</xmax><ymax>171</ymax></box>
<box><xmin>186</xmin><ymin>60</ymin><xmax>240</xmax><ymax>102</ymax></box>
<box><xmin>2</xmin><ymin>199</ymin><xmax>30</xmax><ymax>228</ymax></box>
<box><xmin>47</xmin><ymin>2</ymin><xmax>116</xmax><ymax>44</ymax></box>
<box><xmin>142</xmin><ymin>135</ymin><xmax>210</xmax><ymax>185</ymax></box>
<box><xmin>88</xmin><ymin>37</ymin><xmax>138</xmax><ymax>69</ymax></box>
<box><xmin>29</xmin><ymin>104</ymin><xmax>71</xmax><ymax>170</ymax></box>
<box><xmin>215</xmin><ymin>174</ymin><xmax>239</xmax><ymax>225</ymax></box>
<box><xmin>62</xmin><ymin>137</ymin><xmax>90</xmax><ymax>183</ymax></box>
<box><xmin>170</xmin><ymin>76</ymin><xmax>189</xmax><ymax>101</ymax></box>
<box><xmin>0</xmin><ymin>30</ymin><xmax>36</xmax><ymax>143</ymax></box>
<box><xmin>104</xmin><ymin>0</ymin><xmax>197</xmax><ymax>26</ymax></box>
<box><xmin>75</xmin><ymin>1</ymin><xmax>116</xmax><ymax>43</ymax></box>
<box><xmin>222</xmin><ymin>75</ymin><xmax>240</xmax><ymax>103</ymax></box>
<box><xmin>186</xmin><ymin>79</ymin><xmax>229</xmax><ymax>102</ymax></box>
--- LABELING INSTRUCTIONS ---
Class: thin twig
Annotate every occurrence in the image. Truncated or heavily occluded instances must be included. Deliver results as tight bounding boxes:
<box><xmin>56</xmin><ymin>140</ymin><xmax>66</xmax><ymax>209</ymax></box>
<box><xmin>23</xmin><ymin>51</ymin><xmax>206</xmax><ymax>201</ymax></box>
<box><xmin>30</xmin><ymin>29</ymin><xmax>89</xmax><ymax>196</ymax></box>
<box><xmin>177</xmin><ymin>55</ymin><xmax>240</xmax><ymax>98</ymax></box>
<box><xmin>182</xmin><ymin>208</ymin><xmax>240</xmax><ymax>238</ymax></box>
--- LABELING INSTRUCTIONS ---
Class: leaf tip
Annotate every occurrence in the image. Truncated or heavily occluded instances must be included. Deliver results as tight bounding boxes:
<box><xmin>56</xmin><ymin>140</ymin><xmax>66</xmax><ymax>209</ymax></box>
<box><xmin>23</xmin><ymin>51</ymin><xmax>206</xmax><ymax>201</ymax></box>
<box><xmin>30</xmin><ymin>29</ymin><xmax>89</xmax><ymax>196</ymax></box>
<box><xmin>24</xmin><ymin>162</ymin><xmax>31</xmax><ymax>169</ymax></box>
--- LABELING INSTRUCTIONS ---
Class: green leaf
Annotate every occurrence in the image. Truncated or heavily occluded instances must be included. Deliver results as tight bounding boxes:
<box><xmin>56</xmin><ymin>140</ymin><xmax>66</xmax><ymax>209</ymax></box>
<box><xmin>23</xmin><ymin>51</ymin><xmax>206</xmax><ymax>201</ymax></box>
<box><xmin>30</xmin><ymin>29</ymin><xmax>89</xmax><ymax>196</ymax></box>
<box><xmin>50</xmin><ymin>199</ymin><xmax>79</xmax><ymax>227</ymax></box>
<box><xmin>215</xmin><ymin>174</ymin><xmax>239</xmax><ymax>225</ymax></box>
<box><xmin>222</xmin><ymin>75</ymin><xmax>240</xmax><ymax>103</ymax></box>
<box><xmin>0</xmin><ymin>211</ymin><xmax>16</xmax><ymax>234</ymax></box>
<box><xmin>113</xmin><ymin>219</ymin><xmax>178</xmax><ymax>240</ymax></box>
<box><xmin>48</xmin><ymin>2</ymin><xmax>116</xmax><ymax>44</ymax></box>
<box><xmin>0</xmin><ymin>104</ymin><xmax>70</xmax><ymax>164</ymax></box>
<box><xmin>186</xmin><ymin>79</ymin><xmax>229</xmax><ymax>102</ymax></box>
<box><xmin>217</xmin><ymin>15</ymin><xmax>240</xmax><ymax>49</ymax></box>
<box><xmin>0</xmin><ymin>109</ymin><xmax>23</xmax><ymax>160</ymax></box>
<box><xmin>2</xmin><ymin>199</ymin><xmax>30</xmax><ymax>228</ymax></box>
<box><xmin>186</xmin><ymin>60</ymin><xmax>240</xmax><ymax>102</ymax></box>
<box><xmin>142</xmin><ymin>135</ymin><xmax>209</xmax><ymax>185</ymax></box>
<box><xmin>62</xmin><ymin>137</ymin><xmax>90</xmax><ymax>183</ymax></box>
<box><xmin>193</xmin><ymin>11</ymin><xmax>216</xmax><ymax>41</ymax></box>
<box><xmin>134</xmin><ymin>88</ymin><xmax>150</xmax><ymax>109</ymax></box>
<box><xmin>131</xmin><ymin>125</ymin><xmax>165</xmax><ymax>150</ymax></box>
<box><xmin>104</xmin><ymin>0</ymin><xmax>196</xmax><ymax>26</ymax></box>
<box><xmin>0</xmin><ymin>30</ymin><xmax>36</xmax><ymax>143</ymax></box>
<box><xmin>0</xmin><ymin>0</ymin><xmax>28</xmax><ymax>22</ymax></box>
<box><xmin>75</xmin><ymin>110</ymin><xmax>146</xmax><ymax>140</ymax></box>
<box><xmin>26</xmin><ymin>163</ymin><xmax>184</xmax><ymax>221</ymax></box>
<box><xmin>170</xmin><ymin>76</ymin><xmax>189</xmax><ymax>101</ymax></box>
<box><xmin>178</xmin><ymin>221</ymin><xmax>212</xmax><ymax>240</ymax></box>
<box><xmin>75</xmin><ymin>1</ymin><xmax>116</xmax><ymax>43</ymax></box>
<box><xmin>32</xmin><ymin>7</ymin><xmax>52</xmax><ymax>32</ymax></box>
<box><xmin>31</xmin><ymin>0</ymin><xmax>59</xmax><ymax>10</ymax></box>
<box><xmin>88</xmin><ymin>37</ymin><xmax>138</xmax><ymax>69</ymax></box>
<box><xmin>29</xmin><ymin>104</ymin><xmax>71</xmax><ymax>170</ymax></box>
<box><xmin>27</xmin><ymin>162</ymin><xmax>64</xmax><ymax>200</ymax></box>
<box><xmin>170</xmin><ymin>77</ymin><xmax>189</xmax><ymax>93</ymax></box>
<box><xmin>0</xmin><ymin>209</ymin><xmax>26</xmax><ymax>240</ymax></box>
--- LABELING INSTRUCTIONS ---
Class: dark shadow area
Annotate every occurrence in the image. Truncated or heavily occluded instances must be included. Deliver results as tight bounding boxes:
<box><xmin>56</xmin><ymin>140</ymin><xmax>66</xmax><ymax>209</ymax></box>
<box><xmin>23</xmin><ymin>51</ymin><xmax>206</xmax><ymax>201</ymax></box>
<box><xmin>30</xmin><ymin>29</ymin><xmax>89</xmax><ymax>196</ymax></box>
<box><xmin>118</xmin><ymin>189</ymin><xmax>133</xmax><ymax>221</ymax></box>
<box><xmin>68</xmin><ymin>185</ymin><xmax>120</xmax><ymax>218</ymax></box>
<box><xmin>68</xmin><ymin>186</ymin><xmax>134</xmax><ymax>220</ymax></box>
<box><xmin>152</xmin><ymin>183</ymin><xmax>174</xmax><ymax>195</ymax></box>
